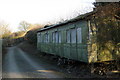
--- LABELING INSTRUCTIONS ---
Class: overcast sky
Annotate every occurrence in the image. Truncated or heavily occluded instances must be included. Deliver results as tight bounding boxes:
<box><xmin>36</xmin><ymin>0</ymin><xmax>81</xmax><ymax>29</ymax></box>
<box><xmin>0</xmin><ymin>0</ymin><xmax>95</xmax><ymax>32</ymax></box>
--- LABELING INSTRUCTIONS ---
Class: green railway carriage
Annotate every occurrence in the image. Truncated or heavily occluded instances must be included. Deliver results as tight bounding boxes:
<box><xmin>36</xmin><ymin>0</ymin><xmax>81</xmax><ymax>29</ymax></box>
<box><xmin>37</xmin><ymin>12</ymin><xmax>120</xmax><ymax>63</ymax></box>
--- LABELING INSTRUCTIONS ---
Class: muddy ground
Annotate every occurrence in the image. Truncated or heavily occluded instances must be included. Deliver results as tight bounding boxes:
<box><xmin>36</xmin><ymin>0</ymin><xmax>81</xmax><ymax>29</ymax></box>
<box><xmin>18</xmin><ymin>41</ymin><xmax>120</xmax><ymax>78</ymax></box>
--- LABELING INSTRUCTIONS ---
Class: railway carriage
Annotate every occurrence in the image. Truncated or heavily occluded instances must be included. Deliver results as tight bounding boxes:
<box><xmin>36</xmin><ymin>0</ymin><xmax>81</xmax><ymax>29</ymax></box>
<box><xmin>37</xmin><ymin>12</ymin><xmax>120</xmax><ymax>63</ymax></box>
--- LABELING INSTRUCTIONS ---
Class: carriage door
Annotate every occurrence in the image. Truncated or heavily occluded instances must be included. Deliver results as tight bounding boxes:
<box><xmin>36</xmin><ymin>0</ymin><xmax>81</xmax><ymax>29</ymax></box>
<box><xmin>77</xmin><ymin>26</ymin><xmax>88</xmax><ymax>62</ymax></box>
<box><xmin>70</xmin><ymin>28</ymin><xmax>77</xmax><ymax>60</ymax></box>
<box><xmin>64</xmin><ymin>29</ymin><xmax>71</xmax><ymax>59</ymax></box>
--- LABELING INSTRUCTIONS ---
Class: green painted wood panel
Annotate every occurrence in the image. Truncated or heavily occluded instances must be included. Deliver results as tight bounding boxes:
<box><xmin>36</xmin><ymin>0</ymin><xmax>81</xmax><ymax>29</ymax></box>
<box><xmin>37</xmin><ymin>20</ymin><xmax>89</xmax><ymax>63</ymax></box>
<box><xmin>76</xmin><ymin>21</ymin><xmax>89</xmax><ymax>62</ymax></box>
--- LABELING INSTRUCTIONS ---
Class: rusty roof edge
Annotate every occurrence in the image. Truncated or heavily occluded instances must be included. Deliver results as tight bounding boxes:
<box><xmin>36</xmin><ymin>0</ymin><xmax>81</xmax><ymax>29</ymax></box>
<box><xmin>37</xmin><ymin>11</ymin><xmax>96</xmax><ymax>32</ymax></box>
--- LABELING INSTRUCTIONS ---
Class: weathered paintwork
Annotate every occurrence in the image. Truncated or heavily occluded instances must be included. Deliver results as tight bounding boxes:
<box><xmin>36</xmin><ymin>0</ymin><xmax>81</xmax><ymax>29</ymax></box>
<box><xmin>37</xmin><ymin>20</ymin><xmax>93</xmax><ymax>63</ymax></box>
<box><xmin>37</xmin><ymin>19</ymin><xmax>120</xmax><ymax>63</ymax></box>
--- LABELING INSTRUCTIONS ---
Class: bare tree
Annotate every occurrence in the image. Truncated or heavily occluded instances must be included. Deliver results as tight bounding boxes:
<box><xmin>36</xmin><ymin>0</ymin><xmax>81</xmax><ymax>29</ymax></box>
<box><xmin>0</xmin><ymin>21</ymin><xmax>11</xmax><ymax>38</ymax></box>
<box><xmin>19</xmin><ymin>21</ymin><xmax>30</xmax><ymax>32</ymax></box>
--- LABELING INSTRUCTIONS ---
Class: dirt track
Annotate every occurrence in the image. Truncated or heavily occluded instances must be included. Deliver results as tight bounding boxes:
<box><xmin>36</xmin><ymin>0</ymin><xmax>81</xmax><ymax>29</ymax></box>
<box><xmin>2</xmin><ymin>46</ymin><xmax>73</xmax><ymax>78</ymax></box>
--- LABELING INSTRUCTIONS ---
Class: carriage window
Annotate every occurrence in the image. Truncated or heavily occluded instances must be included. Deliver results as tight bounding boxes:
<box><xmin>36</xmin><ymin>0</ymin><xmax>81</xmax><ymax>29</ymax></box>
<box><xmin>43</xmin><ymin>34</ymin><xmax>45</xmax><ymax>43</ymax></box>
<box><xmin>37</xmin><ymin>33</ymin><xmax>41</xmax><ymax>43</ymax></box>
<box><xmin>46</xmin><ymin>33</ymin><xmax>49</xmax><ymax>43</ymax></box>
<box><xmin>77</xmin><ymin>28</ymin><xmax>82</xmax><ymax>43</ymax></box>
<box><xmin>71</xmin><ymin>28</ymin><xmax>76</xmax><ymax>43</ymax></box>
<box><xmin>40</xmin><ymin>33</ymin><xmax>42</xmax><ymax>42</ymax></box>
<box><xmin>66</xmin><ymin>30</ymin><xmax>70</xmax><ymax>43</ymax></box>
<box><xmin>55</xmin><ymin>31</ymin><xmax>59</xmax><ymax>43</ymax></box>
<box><xmin>42</xmin><ymin>34</ymin><xmax>44</xmax><ymax>43</ymax></box>
<box><xmin>58</xmin><ymin>31</ymin><xmax>61</xmax><ymax>43</ymax></box>
<box><xmin>45</xmin><ymin>33</ymin><xmax>47</xmax><ymax>43</ymax></box>
<box><xmin>47</xmin><ymin>33</ymin><xmax>49</xmax><ymax>43</ymax></box>
<box><xmin>40</xmin><ymin>34</ymin><xmax>42</xmax><ymax>42</ymax></box>
<box><xmin>52</xmin><ymin>32</ymin><xmax>55</xmax><ymax>43</ymax></box>
<box><xmin>43</xmin><ymin>33</ymin><xmax>48</xmax><ymax>43</ymax></box>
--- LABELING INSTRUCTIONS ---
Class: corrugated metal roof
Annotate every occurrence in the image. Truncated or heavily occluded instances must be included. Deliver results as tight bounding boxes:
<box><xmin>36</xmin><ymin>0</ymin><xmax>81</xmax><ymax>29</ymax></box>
<box><xmin>37</xmin><ymin>11</ymin><xmax>95</xmax><ymax>32</ymax></box>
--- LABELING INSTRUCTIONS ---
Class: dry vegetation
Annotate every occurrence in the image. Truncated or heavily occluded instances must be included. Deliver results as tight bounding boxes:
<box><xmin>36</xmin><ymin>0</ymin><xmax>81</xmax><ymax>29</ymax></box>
<box><xmin>89</xmin><ymin>2</ymin><xmax>120</xmax><ymax>61</ymax></box>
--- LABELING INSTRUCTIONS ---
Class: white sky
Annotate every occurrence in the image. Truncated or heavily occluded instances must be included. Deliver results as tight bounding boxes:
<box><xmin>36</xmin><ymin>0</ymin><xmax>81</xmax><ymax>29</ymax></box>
<box><xmin>0</xmin><ymin>0</ymin><xmax>95</xmax><ymax>32</ymax></box>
